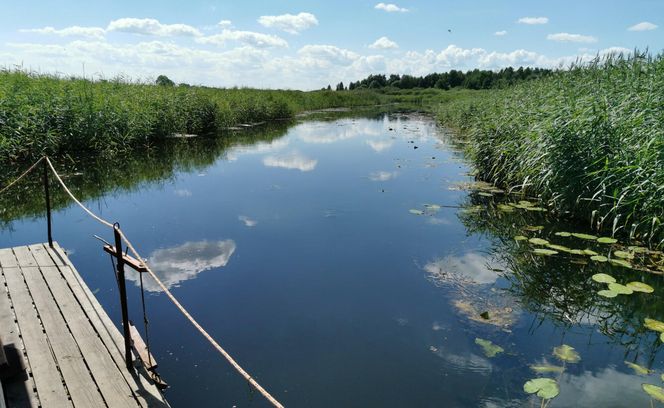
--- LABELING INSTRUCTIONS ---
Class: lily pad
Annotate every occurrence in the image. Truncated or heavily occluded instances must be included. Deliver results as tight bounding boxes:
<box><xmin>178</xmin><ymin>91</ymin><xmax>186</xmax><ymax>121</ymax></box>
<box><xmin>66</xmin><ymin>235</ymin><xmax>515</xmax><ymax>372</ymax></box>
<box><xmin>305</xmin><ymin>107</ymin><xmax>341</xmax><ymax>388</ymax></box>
<box><xmin>478</xmin><ymin>192</ymin><xmax>493</xmax><ymax>197</ymax></box>
<box><xmin>533</xmin><ymin>248</ymin><xmax>558</xmax><ymax>256</ymax></box>
<box><xmin>591</xmin><ymin>273</ymin><xmax>616</xmax><ymax>284</ymax></box>
<box><xmin>424</xmin><ymin>204</ymin><xmax>441</xmax><ymax>211</ymax></box>
<box><xmin>572</xmin><ymin>233</ymin><xmax>598</xmax><ymax>240</ymax></box>
<box><xmin>498</xmin><ymin>204</ymin><xmax>515</xmax><ymax>212</ymax></box>
<box><xmin>597</xmin><ymin>237</ymin><xmax>618</xmax><ymax>244</ymax></box>
<box><xmin>627</xmin><ymin>282</ymin><xmax>654</xmax><ymax>293</ymax></box>
<box><xmin>547</xmin><ymin>244</ymin><xmax>571</xmax><ymax>252</ymax></box>
<box><xmin>629</xmin><ymin>246</ymin><xmax>650</xmax><ymax>254</ymax></box>
<box><xmin>524</xmin><ymin>378</ymin><xmax>559</xmax><ymax>400</ymax></box>
<box><xmin>609</xmin><ymin>258</ymin><xmax>633</xmax><ymax>269</ymax></box>
<box><xmin>409</xmin><ymin>209</ymin><xmax>424</xmax><ymax>215</ymax></box>
<box><xmin>625</xmin><ymin>361</ymin><xmax>651</xmax><ymax>375</ymax></box>
<box><xmin>583</xmin><ymin>249</ymin><xmax>599</xmax><ymax>256</ymax></box>
<box><xmin>530</xmin><ymin>364</ymin><xmax>565</xmax><ymax>373</ymax></box>
<box><xmin>590</xmin><ymin>255</ymin><xmax>608</xmax><ymax>262</ymax></box>
<box><xmin>598</xmin><ymin>290</ymin><xmax>618</xmax><ymax>298</ymax></box>
<box><xmin>642</xmin><ymin>384</ymin><xmax>664</xmax><ymax>402</ymax></box>
<box><xmin>529</xmin><ymin>238</ymin><xmax>550</xmax><ymax>246</ymax></box>
<box><xmin>525</xmin><ymin>207</ymin><xmax>547</xmax><ymax>212</ymax></box>
<box><xmin>661</xmin><ymin>333</ymin><xmax>664</xmax><ymax>343</ymax></box>
<box><xmin>514</xmin><ymin>235</ymin><xmax>528</xmax><ymax>241</ymax></box>
<box><xmin>553</xmin><ymin>344</ymin><xmax>580</xmax><ymax>363</ymax></box>
<box><xmin>614</xmin><ymin>250</ymin><xmax>635</xmax><ymax>260</ymax></box>
<box><xmin>524</xmin><ymin>225</ymin><xmax>545</xmax><ymax>232</ymax></box>
<box><xmin>555</xmin><ymin>232</ymin><xmax>572</xmax><ymax>237</ymax></box>
<box><xmin>644</xmin><ymin>318</ymin><xmax>664</xmax><ymax>332</ymax></box>
<box><xmin>608</xmin><ymin>282</ymin><xmax>633</xmax><ymax>295</ymax></box>
<box><xmin>475</xmin><ymin>338</ymin><xmax>504</xmax><ymax>358</ymax></box>
<box><xmin>519</xmin><ymin>200</ymin><xmax>535</xmax><ymax>207</ymax></box>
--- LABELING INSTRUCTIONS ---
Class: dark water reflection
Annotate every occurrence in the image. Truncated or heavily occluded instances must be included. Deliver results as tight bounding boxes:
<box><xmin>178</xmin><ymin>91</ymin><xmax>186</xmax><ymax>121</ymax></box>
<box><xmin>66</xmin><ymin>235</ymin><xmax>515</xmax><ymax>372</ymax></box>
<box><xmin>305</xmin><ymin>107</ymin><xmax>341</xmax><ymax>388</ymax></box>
<box><xmin>2</xmin><ymin>114</ymin><xmax>664</xmax><ymax>407</ymax></box>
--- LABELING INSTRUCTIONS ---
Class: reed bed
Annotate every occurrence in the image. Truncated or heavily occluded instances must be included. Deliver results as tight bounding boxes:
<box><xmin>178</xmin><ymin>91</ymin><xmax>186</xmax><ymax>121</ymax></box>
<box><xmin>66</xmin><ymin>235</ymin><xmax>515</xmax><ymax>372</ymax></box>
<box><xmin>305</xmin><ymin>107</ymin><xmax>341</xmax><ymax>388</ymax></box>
<box><xmin>0</xmin><ymin>70</ymin><xmax>381</xmax><ymax>161</ymax></box>
<box><xmin>438</xmin><ymin>52</ymin><xmax>664</xmax><ymax>246</ymax></box>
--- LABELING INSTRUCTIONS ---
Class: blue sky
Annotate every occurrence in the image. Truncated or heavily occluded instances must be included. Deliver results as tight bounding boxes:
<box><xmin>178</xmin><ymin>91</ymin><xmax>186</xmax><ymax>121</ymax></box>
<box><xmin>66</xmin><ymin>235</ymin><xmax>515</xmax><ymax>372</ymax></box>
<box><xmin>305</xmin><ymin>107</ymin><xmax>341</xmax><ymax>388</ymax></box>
<box><xmin>0</xmin><ymin>0</ymin><xmax>661</xmax><ymax>89</ymax></box>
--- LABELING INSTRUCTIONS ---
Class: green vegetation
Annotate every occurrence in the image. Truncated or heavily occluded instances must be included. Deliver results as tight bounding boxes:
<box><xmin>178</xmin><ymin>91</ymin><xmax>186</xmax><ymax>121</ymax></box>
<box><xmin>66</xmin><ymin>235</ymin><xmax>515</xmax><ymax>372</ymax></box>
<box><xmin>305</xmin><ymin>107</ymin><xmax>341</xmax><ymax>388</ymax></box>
<box><xmin>347</xmin><ymin>67</ymin><xmax>552</xmax><ymax>90</ymax></box>
<box><xmin>0</xmin><ymin>69</ymin><xmax>381</xmax><ymax>162</ymax></box>
<box><xmin>439</xmin><ymin>52</ymin><xmax>664</xmax><ymax>247</ymax></box>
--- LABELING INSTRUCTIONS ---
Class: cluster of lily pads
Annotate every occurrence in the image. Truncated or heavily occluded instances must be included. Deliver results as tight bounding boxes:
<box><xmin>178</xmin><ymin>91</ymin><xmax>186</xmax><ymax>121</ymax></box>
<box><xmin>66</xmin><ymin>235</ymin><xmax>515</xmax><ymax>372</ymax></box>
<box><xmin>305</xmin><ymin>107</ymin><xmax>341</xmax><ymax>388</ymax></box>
<box><xmin>523</xmin><ymin>344</ymin><xmax>580</xmax><ymax>406</ymax></box>
<box><xmin>498</xmin><ymin>200</ymin><xmax>547</xmax><ymax>213</ymax></box>
<box><xmin>409</xmin><ymin>203</ymin><xmax>443</xmax><ymax>216</ymax></box>
<box><xmin>591</xmin><ymin>272</ymin><xmax>654</xmax><ymax>298</ymax></box>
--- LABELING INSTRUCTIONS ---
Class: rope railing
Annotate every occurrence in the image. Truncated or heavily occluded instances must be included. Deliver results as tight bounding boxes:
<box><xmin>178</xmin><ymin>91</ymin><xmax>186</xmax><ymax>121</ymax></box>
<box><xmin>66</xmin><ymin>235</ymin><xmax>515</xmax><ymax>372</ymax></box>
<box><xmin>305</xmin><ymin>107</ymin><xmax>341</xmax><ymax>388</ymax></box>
<box><xmin>2</xmin><ymin>156</ymin><xmax>285</xmax><ymax>408</ymax></box>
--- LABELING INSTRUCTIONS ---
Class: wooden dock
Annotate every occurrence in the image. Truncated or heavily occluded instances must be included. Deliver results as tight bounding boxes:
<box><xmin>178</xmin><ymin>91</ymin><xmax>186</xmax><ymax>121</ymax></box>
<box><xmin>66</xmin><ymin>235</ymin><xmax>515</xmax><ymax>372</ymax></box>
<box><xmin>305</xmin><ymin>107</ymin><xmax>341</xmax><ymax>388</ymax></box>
<box><xmin>0</xmin><ymin>242</ymin><xmax>170</xmax><ymax>407</ymax></box>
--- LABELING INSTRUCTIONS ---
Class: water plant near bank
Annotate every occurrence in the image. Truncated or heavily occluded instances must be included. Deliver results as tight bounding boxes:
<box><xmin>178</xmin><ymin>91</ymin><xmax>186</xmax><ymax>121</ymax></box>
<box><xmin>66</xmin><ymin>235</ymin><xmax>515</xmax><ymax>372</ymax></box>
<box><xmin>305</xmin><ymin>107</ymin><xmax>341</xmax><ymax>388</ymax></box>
<box><xmin>438</xmin><ymin>52</ymin><xmax>664</xmax><ymax>247</ymax></box>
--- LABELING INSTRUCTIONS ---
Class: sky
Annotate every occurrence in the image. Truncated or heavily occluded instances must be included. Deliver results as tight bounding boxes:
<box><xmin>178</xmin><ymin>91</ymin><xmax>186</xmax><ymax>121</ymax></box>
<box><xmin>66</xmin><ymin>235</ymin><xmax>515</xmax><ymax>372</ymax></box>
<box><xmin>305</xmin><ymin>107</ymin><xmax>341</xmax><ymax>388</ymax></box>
<box><xmin>0</xmin><ymin>0</ymin><xmax>661</xmax><ymax>90</ymax></box>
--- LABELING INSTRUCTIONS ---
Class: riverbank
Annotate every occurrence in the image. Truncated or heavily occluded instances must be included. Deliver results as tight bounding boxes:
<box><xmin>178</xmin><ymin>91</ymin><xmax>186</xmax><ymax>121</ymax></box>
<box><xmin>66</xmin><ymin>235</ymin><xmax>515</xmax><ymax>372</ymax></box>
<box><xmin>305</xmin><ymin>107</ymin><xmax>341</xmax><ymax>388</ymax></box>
<box><xmin>437</xmin><ymin>52</ymin><xmax>664</xmax><ymax>247</ymax></box>
<box><xmin>0</xmin><ymin>70</ymin><xmax>382</xmax><ymax>162</ymax></box>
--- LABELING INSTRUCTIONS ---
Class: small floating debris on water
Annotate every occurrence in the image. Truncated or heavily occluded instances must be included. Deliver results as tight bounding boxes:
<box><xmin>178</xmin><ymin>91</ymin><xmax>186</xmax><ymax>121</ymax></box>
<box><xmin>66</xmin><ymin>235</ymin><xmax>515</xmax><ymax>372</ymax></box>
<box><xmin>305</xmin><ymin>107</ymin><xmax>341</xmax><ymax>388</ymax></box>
<box><xmin>409</xmin><ymin>209</ymin><xmax>424</xmax><ymax>215</ymax></box>
<box><xmin>474</xmin><ymin>338</ymin><xmax>504</xmax><ymax>358</ymax></box>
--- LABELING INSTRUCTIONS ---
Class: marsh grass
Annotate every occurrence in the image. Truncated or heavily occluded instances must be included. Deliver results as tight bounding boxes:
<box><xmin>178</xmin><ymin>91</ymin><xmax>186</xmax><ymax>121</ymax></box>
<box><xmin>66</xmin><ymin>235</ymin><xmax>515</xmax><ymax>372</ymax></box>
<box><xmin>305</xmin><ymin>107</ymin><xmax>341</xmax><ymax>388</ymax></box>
<box><xmin>439</xmin><ymin>52</ymin><xmax>664</xmax><ymax>247</ymax></box>
<box><xmin>0</xmin><ymin>69</ymin><xmax>381</xmax><ymax>161</ymax></box>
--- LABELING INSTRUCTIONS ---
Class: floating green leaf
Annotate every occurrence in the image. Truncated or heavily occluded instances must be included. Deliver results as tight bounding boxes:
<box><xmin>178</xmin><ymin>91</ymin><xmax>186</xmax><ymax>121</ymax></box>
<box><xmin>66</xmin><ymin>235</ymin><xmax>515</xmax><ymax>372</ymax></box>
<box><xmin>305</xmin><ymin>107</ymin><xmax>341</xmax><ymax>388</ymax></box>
<box><xmin>475</xmin><ymin>338</ymin><xmax>504</xmax><ymax>358</ymax></box>
<box><xmin>409</xmin><ymin>209</ymin><xmax>424</xmax><ymax>215</ymax></box>
<box><xmin>547</xmin><ymin>244</ymin><xmax>571</xmax><ymax>252</ymax></box>
<box><xmin>533</xmin><ymin>248</ymin><xmax>558</xmax><ymax>256</ymax></box>
<box><xmin>514</xmin><ymin>235</ymin><xmax>528</xmax><ymax>241</ymax></box>
<box><xmin>609</xmin><ymin>258</ymin><xmax>633</xmax><ymax>268</ymax></box>
<box><xmin>590</xmin><ymin>255</ymin><xmax>608</xmax><ymax>262</ymax></box>
<box><xmin>478</xmin><ymin>192</ymin><xmax>493</xmax><ymax>197</ymax></box>
<box><xmin>661</xmin><ymin>333</ymin><xmax>664</xmax><ymax>343</ymax></box>
<box><xmin>597</xmin><ymin>237</ymin><xmax>618</xmax><ymax>244</ymax></box>
<box><xmin>644</xmin><ymin>318</ymin><xmax>664</xmax><ymax>332</ymax></box>
<box><xmin>529</xmin><ymin>238</ymin><xmax>549</xmax><ymax>246</ymax></box>
<box><xmin>627</xmin><ymin>282</ymin><xmax>654</xmax><ymax>293</ymax></box>
<box><xmin>598</xmin><ymin>290</ymin><xmax>618</xmax><ymax>298</ymax></box>
<box><xmin>572</xmin><ymin>233</ymin><xmax>598</xmax><ymax>240</ymax></box>
<box><xmin>555</xmin><ymin>232</ymin><xmax>572</xmax><ymax>237</ymax></box>
<box><xmin>629</xmin><ymin>246</ymin><xmax>650</xmax><ymax>254</ymax></box>
<box><xmin>553</xmin><ymin>344</ymin><xmax>580</xmax><ymax>363</ymax></box>
<box><xmin>519</xmin><ymin>200</ymin><xmax>534</xmax><ymax>207</ymax></box>
<box><xmin>524</xmin><ymin>225</ymin><xmax>545</xmax><ymax>232</ymax></box>
<box><xmin>642</xmin><ymin>384</ymin><xmax>664</xmax><ymax>402</ymax></box>
<box><xmin>567</xmin><ymin>249</ymin><xmax>586</xmax><ymax>255</ymax></box>
<box><xmin>498</xmin><ymin>204</ymin><xmax>515</xmax><ymax>212</ymax></box>
<box><xmin>530</xmin><ymin>364</ymin><xmax>565</xmax><ymax>373</ymax></box>
<box><xmin>423</xmin><ymin>204</ymin><xmax>441</xmax><ymax>210</ymax></box>
<box><xmin>591</xmin><ymin>273</ymin><xmax>616</xmax><ymax>284</ymax></box>
<box><xmin>608</xmin><ymin>282</ymin><xmax>634</xmax><ymax>295</ymax></box>
<box><xmin>524</xmin><ymin>378</ymin><xmax>560</xmax><ymax>400</ymax></box>
<box><xmin>583</xmin><ymin>249</ymin><xmax>599</xmax><ymax>256</ymax></box>
<box><xmin>525</xmin><ymin>207</ymin><xmax>547</xmax><ymax>212</ymax></box>
<box><xmin>614</xmin><ymin>250</ymin><xmax>635</xmax><ymax>260</ymax></box>
<box><xmin>625</xmin><ymin>361</ymin><xmax>651</xmax><ymax>375</ymax></box>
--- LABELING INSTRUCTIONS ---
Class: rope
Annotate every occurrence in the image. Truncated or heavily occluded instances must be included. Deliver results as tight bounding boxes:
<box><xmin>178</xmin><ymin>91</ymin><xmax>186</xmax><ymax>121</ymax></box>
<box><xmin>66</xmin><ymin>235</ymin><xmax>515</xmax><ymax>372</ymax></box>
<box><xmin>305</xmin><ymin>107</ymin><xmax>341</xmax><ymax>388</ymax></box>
<box><xmin>0</xmin><ymin>156</ymin><xmax>44</xmax><ymax>195</ymax></box>
<box><xmin>43</xmin><ymin>157</ymin><xmax>285</xmax><ymax>408</ymax></box>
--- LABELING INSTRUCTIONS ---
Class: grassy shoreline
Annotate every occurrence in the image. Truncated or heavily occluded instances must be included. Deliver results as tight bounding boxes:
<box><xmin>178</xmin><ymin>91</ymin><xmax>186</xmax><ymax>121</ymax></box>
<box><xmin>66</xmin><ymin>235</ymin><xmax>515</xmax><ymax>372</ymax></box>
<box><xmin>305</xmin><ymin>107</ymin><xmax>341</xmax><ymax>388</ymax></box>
<box><xmin>0</xmin><ymin>70</ymin><xmax>382</xmax><ymax>162</ymax></box>
<box><xmin>438</xmin><ymin>53</ymin><xmax>664</xmax><ymax>246</ymax></box>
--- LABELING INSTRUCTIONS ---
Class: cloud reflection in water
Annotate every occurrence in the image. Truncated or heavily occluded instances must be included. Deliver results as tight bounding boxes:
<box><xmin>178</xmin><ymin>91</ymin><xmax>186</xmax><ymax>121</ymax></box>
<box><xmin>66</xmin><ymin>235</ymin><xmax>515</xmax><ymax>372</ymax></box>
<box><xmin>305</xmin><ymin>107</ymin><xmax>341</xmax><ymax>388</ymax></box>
<box><xmin>131</xmin><ymin>240</ymin><xmax>236</xmax><ymax>292</ymax></box>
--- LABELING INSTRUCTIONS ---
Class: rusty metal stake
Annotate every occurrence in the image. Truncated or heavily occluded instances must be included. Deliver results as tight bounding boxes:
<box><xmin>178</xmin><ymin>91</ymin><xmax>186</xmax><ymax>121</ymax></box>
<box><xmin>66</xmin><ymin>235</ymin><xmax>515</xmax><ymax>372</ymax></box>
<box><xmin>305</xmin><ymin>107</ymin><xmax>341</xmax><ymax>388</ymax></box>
<box><xmin>43</xmin><ymin>159</ymin><xmax>53</xmax><ymax>247</ymax></box>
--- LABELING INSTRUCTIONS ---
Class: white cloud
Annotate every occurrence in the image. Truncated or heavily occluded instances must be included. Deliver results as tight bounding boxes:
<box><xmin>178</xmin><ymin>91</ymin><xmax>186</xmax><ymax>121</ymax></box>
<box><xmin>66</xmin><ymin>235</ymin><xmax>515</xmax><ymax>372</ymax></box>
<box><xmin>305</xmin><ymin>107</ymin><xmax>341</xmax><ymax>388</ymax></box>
<box><xmin>258</xmin><ymin>12</ymin><xmax>318</xmax><ymax>34</ymax></box>
<box><xmin>494</xmin><ymin>30</ymin><xmax>507</xmax><ymax>36</ymax></box>
<box><xmin>628</xmin><ymin>21</ymin><xmax>658</xmax><ymax>31</ymax></box>
<box><xmin>518</xmin><ymin>17</ymin><xmax>549</xmax><ymax>25</ymax></box>
<box><xmin>547</xmin><ymin>32</ymin><xmax>598</xmax><ymax>43</ymax></box>
<box><xmin>107</xmin><ymin>18</ymin><xmax>202</xmax><ymax>37</ymax></box>
<box><xmin>369</xmin><ymin>36</ymin><xmax>398</xmax><ymax>49</ymax></box>
<box><xmin>263</xmin><ymin>152</ymin><xmax>317</xmax><ymax>171</ymax></box>
<box><xmin>375</xmin><ymin>3</ymin><xmax>409</xmax><ymax>12</ymax></box>
<box><xmin>19</xmin><ymin>26</ymin><xmax>105</xmax><ymax>39</ymax></box>
<box><xmin>369</xmin><ymin>171</ymin><xmax>398</xmax><ymax>181</ymax></box>
<box><xmin>297</xmin><ymin>44</ymin><xmax>359</xmax><ymax>65</ymax></box>
<box><xmin>196</xmin><ymin>29</ymin><xmax>288</xmax><ymax>48</ymax></box>
<box><xmin>238</xmin><ymin>215</ymin><xmax>257</xmax><ymax>227</ymax></box>
<box><xmin>218</xmin><ymin>20</ymin><xmax>233</xmax><ymax>29</ymax></box>
<box><xmin>366</xmin><ymin>139</ymin><xmax>394</xmax><ymax>152</ymax></box>
<box><xmin>136</xmin><ymin>240</ymin><xmax>236</xmax><ymax>292</ymax></box>
<box><xmin>425</xmin><ymin>253</ymin><xmax>501</xmax><ymax>285</ymax></box>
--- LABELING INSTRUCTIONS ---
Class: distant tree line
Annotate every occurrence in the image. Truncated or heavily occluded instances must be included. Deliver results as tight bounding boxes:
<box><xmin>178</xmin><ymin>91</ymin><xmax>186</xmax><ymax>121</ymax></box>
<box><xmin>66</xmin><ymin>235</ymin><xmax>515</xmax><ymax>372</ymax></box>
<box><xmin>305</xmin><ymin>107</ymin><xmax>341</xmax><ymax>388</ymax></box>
<box><xmin>340</xmin><ymin>67</ymin><xmax>553</xmax><ymax>91</ymax></box>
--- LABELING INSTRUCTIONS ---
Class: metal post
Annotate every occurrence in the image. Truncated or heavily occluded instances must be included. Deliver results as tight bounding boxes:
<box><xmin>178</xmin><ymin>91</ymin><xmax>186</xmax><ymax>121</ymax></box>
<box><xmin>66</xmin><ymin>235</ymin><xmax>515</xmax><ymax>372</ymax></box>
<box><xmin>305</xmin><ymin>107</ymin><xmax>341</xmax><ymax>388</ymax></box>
<box><xmin>43</xmin><ymin>159</ymin><xmax>53</xmax><ymax>248</ymax></box>
<box><xmin>114</xmin><ymin>223</ymin><xmax>134</xmax><ymax>371</ymax></box>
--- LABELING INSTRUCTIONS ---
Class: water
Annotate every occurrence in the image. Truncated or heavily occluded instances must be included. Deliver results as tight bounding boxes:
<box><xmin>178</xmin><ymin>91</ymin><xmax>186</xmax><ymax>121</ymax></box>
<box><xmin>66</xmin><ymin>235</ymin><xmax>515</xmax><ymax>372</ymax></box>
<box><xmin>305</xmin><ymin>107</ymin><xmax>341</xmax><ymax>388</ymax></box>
<box><xmin>2</xmin><ymin>113</ymin><xmax>664</xmax><ymax>407</ymax></box>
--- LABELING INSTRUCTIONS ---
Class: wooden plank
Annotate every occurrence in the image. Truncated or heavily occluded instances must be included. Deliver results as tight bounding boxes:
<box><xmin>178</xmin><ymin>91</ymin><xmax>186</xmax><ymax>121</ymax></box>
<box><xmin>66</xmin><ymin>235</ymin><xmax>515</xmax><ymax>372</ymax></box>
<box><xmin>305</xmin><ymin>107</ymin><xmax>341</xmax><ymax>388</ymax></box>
<box><xmin>2</xmin><ymin>266</ymin><xmax>72</xmax><ymax>407</ymax></box>
<box><xmin>0</xmin><ymin>249</ymin><xmax>18</xmax><ymax>268</ymax></box>
<box><xmin>19</xmin><ymin>265</ymin><xmax>106</xmax><ymax>407</ymax></box>
<box><xmin>50</xmin><ymin>243</ymin><xmax>169</xmax><ymax>407</ymax></box>
<box><xmin>129</xmin><ymin>323</ymin><xmax>158</xmax><ymax>372</ymax></box>
<box><xmin>39</xmin><ymin>265</ymin><xmax>139</xmax><ymax>407</ymax></box>
<box><xmin>0</xmin><ymin>271</ymin><xmax>38</xmax><ymax>407</ymax></box>
<box><xmin>11</xmin><ymin>247</ymin><xmax>36</xmax><ymax>268</ymax></box>
<box><xmin>28</xmin><ymin>244</ymin><xmax>57</xmax><ymax>268</ymax></box>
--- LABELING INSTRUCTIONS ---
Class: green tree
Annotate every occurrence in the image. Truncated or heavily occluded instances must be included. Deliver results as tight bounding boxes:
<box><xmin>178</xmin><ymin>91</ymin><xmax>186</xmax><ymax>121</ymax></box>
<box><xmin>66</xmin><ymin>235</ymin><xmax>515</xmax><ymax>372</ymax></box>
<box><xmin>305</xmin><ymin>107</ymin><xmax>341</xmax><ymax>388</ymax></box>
<box><xmin>155</xmin><ymin>75</ymin><xmax>175</xmax><ymax>87</ymax></box>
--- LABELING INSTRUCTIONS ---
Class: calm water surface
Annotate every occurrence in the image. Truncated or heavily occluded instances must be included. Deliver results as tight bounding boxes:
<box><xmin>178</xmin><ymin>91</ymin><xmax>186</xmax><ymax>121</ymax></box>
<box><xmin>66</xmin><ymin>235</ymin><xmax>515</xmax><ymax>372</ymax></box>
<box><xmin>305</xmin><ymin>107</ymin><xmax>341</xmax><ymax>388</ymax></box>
<box><xmin>2</xmin><ymin>114</ymin><xmax>664</xmax><ymax>407</ymax></box>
